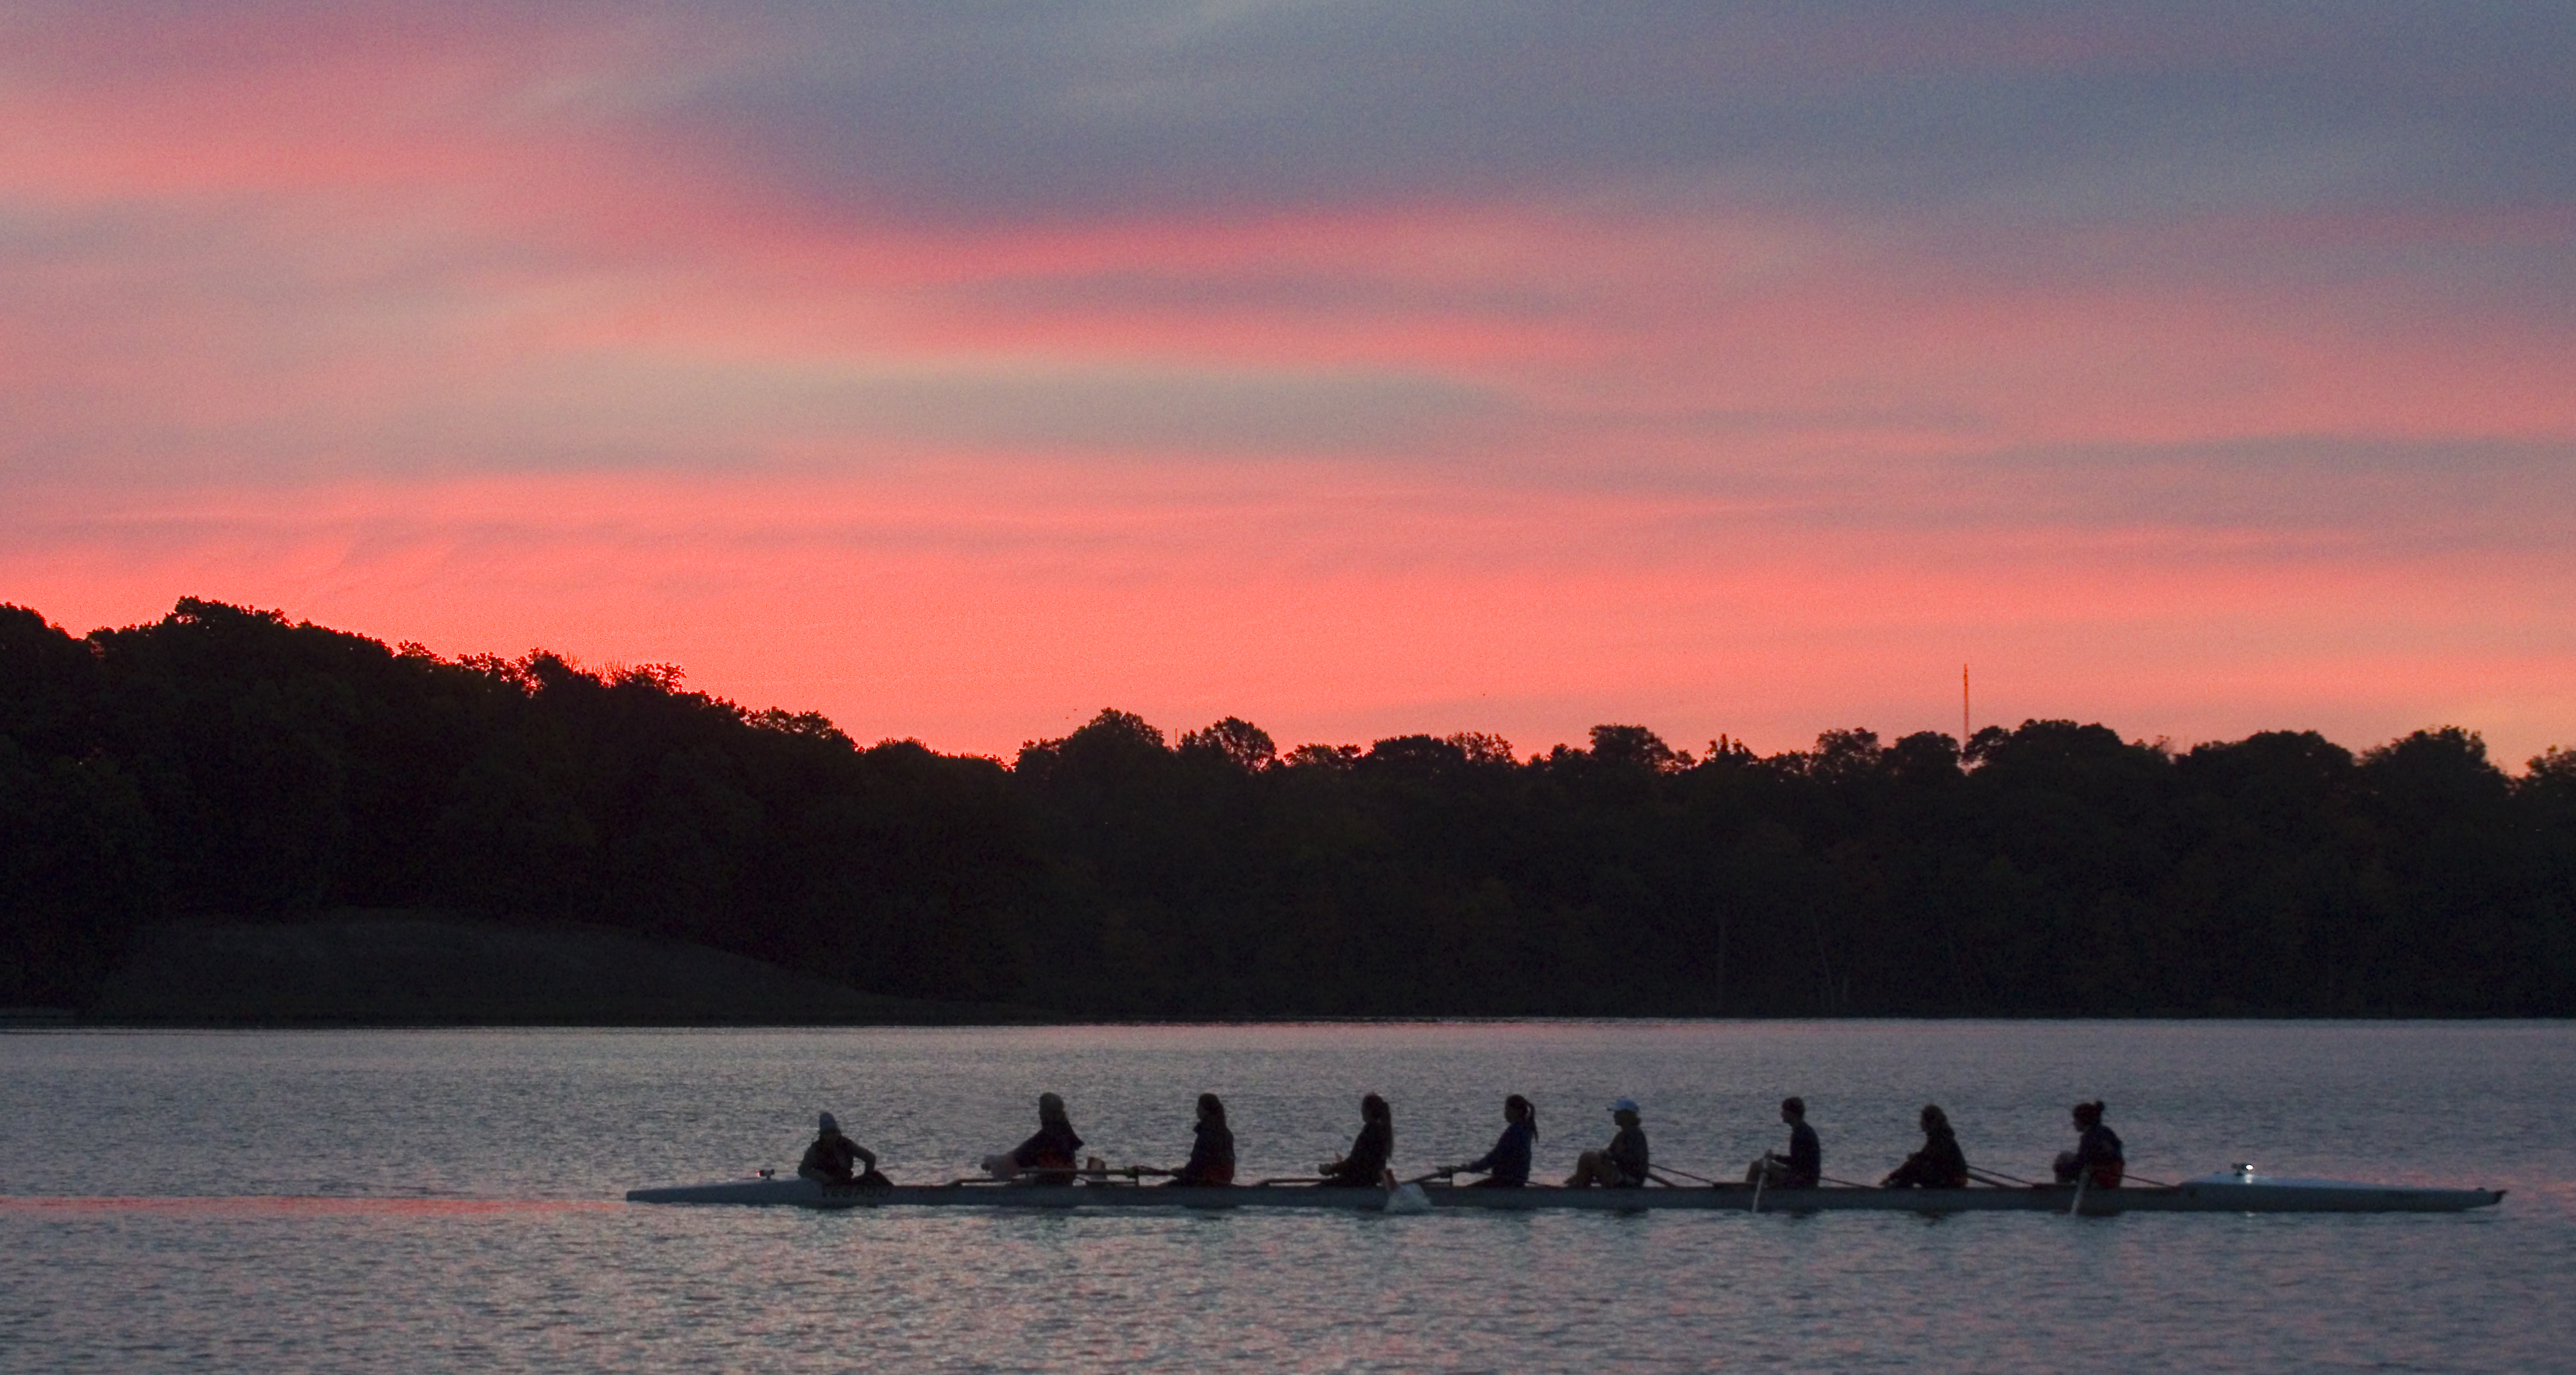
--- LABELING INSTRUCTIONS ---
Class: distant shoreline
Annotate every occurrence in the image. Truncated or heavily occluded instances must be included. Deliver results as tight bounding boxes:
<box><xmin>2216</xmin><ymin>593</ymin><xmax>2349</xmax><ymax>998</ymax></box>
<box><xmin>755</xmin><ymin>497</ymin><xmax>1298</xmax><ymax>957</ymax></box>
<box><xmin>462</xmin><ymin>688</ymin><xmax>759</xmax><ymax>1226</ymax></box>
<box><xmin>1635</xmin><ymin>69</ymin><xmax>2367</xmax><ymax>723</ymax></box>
<box><xmin>10</xmin><ymin>601</ymin><xmax>2571</xmax><ymax>1020</ymax></box>
<box><xmin>33</xmin><ymin>911</ymin><xmax>2568</xmax><ymax>1033</ymax></box>
<box><xmin>67</xmin><ymin>912</ymin><xmax>1054</xmax><ymax>1029</ymax></box>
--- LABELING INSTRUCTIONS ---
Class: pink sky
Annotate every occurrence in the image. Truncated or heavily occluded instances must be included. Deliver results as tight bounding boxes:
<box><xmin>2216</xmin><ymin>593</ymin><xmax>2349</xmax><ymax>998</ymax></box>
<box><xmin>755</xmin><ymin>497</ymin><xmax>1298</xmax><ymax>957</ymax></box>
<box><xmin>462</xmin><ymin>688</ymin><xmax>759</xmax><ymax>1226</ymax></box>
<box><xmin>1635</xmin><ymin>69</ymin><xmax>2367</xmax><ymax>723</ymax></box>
<box><xmin>5</xmin><ymin>2</ymin><xmax>2572</xmax><ymax>764</ymax></box>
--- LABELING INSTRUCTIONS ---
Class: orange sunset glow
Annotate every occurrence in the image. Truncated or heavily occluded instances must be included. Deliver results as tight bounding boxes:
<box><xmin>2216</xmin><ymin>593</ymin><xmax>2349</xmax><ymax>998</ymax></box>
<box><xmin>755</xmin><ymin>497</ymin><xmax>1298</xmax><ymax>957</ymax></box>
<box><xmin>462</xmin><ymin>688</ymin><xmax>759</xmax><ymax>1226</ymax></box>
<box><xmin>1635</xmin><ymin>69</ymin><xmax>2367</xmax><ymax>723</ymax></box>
<box><xmin>6</xmin><ymin>1</ymin><xmax>2572</xmax><ymax>762</ymax></box>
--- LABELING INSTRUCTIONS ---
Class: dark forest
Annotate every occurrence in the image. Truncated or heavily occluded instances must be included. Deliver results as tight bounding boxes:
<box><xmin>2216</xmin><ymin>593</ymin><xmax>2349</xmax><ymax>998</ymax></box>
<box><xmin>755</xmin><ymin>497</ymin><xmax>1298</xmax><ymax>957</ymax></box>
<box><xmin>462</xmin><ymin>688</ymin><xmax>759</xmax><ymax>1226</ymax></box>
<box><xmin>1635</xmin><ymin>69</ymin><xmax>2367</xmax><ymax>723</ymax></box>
<box><xmin>6</xmin><ymin>598</ymin><xmax>2573</xmax><ymax>1017</ymax></box>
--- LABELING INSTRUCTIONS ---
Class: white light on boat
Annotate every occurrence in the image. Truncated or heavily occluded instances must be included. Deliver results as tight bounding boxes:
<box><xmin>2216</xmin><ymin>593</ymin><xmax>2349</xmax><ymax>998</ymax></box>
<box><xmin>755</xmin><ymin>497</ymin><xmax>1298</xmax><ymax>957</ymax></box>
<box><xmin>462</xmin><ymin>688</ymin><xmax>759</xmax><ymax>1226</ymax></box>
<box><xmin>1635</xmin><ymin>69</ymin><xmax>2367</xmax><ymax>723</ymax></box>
<box><xmin>2232</xmin><ymin>1162</ymin><xmax>2255</xmax><ymax>1182</ymax></box>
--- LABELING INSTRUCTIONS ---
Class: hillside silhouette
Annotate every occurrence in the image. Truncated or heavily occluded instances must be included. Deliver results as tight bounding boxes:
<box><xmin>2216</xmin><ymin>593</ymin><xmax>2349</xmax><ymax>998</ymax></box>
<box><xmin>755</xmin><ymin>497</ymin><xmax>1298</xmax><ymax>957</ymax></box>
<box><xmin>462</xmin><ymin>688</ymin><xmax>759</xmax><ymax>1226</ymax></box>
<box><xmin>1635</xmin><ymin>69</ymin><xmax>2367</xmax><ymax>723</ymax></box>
<box><xmin>6</xmin><ymin>598</ymin><xmax>2572</xmax><ymax>1018</ymax></box>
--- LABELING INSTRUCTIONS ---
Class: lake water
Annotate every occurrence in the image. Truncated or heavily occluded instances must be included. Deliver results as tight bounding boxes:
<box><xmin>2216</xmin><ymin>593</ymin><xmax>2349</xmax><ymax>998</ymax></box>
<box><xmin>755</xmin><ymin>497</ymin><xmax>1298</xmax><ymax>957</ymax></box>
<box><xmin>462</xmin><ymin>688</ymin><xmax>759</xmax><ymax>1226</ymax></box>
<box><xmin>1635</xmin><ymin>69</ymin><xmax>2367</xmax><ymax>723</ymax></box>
<box><xmin>3</xmin><ymin>1022</ymin><xmax>2571</xmax><ymax>1372</ymax></box>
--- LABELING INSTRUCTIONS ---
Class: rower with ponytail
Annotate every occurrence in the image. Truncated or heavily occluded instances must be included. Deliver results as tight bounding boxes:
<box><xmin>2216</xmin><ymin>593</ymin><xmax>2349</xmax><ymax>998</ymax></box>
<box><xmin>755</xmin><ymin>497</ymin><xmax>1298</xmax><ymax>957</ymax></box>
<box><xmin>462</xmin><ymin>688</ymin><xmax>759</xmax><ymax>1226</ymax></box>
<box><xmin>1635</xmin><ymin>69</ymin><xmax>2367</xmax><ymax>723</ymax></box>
<box><xmin>1450</xmin><ymin>1093</ymin><xmax>1538</xmax><ymax>1188</ymax></box>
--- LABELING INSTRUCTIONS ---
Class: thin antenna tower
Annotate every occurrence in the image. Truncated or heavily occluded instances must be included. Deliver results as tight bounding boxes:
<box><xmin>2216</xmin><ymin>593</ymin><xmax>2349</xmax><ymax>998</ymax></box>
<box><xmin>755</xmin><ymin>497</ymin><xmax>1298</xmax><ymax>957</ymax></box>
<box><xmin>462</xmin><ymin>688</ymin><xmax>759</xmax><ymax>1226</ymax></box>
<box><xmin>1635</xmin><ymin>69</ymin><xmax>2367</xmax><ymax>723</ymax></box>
<box><xmin>1962</xmin><ymin>663</ymin><xmax>1970</xmax><ymax>748</ymax></box>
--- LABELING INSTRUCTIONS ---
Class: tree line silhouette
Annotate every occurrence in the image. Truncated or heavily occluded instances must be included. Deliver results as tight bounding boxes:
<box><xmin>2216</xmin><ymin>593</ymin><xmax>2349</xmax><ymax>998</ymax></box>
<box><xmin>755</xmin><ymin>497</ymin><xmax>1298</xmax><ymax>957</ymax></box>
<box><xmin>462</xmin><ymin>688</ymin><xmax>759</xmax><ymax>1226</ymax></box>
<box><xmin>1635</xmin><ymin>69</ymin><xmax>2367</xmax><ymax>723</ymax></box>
<box><xmin>6</xmin><ymin>598</ymin><xmax>2573</xmax><ymax>1016</ymax></box>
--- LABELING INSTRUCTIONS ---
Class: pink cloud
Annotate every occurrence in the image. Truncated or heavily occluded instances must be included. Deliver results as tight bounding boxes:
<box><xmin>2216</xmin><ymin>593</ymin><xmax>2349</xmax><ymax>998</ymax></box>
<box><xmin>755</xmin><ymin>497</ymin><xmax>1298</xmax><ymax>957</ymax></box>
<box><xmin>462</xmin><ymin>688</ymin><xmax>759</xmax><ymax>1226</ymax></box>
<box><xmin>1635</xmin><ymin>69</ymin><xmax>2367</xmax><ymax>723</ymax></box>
<box><xmin>11</xmin><ymin>6</ymin><xmax>2571</xmax><ymax>464</ymax></box>
<box><xmin>5</xmin><ymin>3</ymin><xmax>2572</xmax><ymax>770</ymax></box>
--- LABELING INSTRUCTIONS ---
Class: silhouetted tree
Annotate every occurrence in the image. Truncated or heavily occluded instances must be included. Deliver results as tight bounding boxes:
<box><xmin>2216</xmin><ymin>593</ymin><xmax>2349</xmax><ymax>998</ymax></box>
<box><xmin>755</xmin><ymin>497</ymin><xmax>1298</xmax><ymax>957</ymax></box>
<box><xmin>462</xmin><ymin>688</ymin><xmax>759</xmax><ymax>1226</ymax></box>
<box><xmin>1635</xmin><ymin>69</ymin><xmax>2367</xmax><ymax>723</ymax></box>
<box><xmin>5</xmin><ymin>599</ymin><xmax>2573</xmax><ymax>1017</ymax></box>
<box><xmin>1589</xmin><ymin>724</ymin><xmax>1688</xmax><ymax>772</ymax></box>
<box><xmin>1180</xmin><ymin>717</ymin><xmax>1277</xmax><ymax>772</ymax></box>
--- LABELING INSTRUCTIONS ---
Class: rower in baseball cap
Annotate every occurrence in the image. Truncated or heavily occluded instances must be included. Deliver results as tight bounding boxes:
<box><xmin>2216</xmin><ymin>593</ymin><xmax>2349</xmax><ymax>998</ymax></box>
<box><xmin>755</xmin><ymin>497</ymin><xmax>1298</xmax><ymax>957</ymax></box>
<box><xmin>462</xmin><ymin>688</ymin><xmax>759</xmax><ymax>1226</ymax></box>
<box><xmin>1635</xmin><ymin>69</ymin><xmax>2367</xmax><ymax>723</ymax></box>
<box><xmin>1566</xmin><ymin>1098</ymin><xmax>1650</xmax><ymax>1188</ymax></box>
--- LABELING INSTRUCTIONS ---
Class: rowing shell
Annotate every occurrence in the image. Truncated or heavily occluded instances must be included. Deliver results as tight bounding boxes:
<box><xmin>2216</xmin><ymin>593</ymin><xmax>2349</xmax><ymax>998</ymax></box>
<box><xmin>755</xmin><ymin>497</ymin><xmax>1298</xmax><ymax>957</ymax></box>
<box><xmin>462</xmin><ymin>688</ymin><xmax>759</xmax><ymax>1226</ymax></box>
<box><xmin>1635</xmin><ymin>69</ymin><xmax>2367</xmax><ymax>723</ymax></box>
<box><xmin>625</xmin><ymin>1171</ymin><xmax>2502</xmax><ymax>1214</ymax></box>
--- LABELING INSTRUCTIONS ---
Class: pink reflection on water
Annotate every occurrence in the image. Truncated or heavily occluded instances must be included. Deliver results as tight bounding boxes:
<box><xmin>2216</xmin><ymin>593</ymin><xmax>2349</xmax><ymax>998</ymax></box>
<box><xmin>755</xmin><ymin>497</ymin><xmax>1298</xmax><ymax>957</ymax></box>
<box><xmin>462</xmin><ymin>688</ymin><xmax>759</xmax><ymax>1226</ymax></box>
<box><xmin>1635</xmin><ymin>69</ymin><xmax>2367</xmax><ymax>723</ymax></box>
<box><xmin>0</xmin><ymin>1196</ymin><xmax>620</xmax><ymax>1217</ymax></box>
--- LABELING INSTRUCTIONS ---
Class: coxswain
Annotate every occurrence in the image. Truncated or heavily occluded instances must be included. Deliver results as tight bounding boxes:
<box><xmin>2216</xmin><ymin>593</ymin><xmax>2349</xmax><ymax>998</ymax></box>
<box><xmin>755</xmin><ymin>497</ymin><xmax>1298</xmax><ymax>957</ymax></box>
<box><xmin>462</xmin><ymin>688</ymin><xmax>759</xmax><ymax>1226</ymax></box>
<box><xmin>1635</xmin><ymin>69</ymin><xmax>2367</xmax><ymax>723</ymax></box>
<box><xmin>798</xmin><ymin>1112</ymin><xmax>887</xmax><ymax>1186</ymax></box>
<box><xmin>2051</xmin><ymin>1100</ymin><xmax>2124</xmax><ymax>1188</ymax></box>
<box><xmin>1315</xmin><ymin>1092</ymin><xmax>1394</xmax><ymax>1186</ymax></box>
<box><xmin>983</xmin><ymin>1092</ymin><xmax>1084</xmax><ymax>1183</ymax></box>
<box><xmin>1747</xmin><ymin>1096</ymin><xmax>1821</xmax><ymax>1189</ymax></box>
<box><xmin>1566</xmin><ymin>1098</ymin><xmax>1649</xmax><ymax>1188</ymax></box>
<box><xmin>1447</xmin><ymin>1094</ymin><xmax>1537</xmax><ymax>1188</ymax></box>
<box><xmin>1166</xmin><ymin>1092</ymin><xmax>1236</xmax><ymax>1186</ymax></box>
<box><xmin>1880</xmin><ymin>1103</ymin><xmax>1969</xmax><ymax>1189</ymax></box>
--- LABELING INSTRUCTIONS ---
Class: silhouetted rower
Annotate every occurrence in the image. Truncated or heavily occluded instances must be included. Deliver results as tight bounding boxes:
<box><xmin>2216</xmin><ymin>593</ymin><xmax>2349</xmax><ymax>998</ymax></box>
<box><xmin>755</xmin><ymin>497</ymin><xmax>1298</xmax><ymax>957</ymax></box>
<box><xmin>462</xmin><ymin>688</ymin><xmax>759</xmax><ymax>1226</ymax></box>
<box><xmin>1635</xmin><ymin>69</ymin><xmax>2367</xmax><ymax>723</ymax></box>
<box><xmin>2053</xmin><ymin>1100</ymin><xmax>2124</xmax><ymax>1189</ymax></box>
<box><xmin>1455</xmin><ymin>1094</ymin><xmax>1537</xmax><ymax>1188</ymax></box>
<box><xmin>798</xmin><ymin>1111</ymin><xmax>887</xmax><ymax>1186</ymax></box>
<box><xmin>983</xmin><ymin>1092</ymin><xmax>1084</xmax><ymax>1183</ymax></box>
<box><xmin>1317</xmin><ymin>1093</ymin><xmax>1394</xmax><ymax>1186</ymax></box>
<box><xmin>1567</xmin><ymin>1099</ymin><xmax>1649</xmax><ymax>1188</ymax></box>
<box><xmin>1881</xmin><ymin>1104</ymin><xmax>1969</xmax><ymax>1189</ymax></box>
<box><xmin>1169</xmin><ymin>1092</ymin><xmax>1236</xmax><ymax>1186</ymax></box>
<box><xmin>1749</xmin><ymin>1097</ymin><xmax>1821</xmax><ymax>1189</ymax></box>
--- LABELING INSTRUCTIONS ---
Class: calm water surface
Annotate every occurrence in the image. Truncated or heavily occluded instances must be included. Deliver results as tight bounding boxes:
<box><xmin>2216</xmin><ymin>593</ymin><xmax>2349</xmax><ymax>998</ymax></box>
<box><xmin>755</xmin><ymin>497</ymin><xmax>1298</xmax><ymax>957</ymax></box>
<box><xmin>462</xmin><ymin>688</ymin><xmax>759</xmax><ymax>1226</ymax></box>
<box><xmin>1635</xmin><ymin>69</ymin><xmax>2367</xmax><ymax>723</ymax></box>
<box><xmin>3</xmin><ymin>1022</ymin><xmax>2571</xmax><ymax>1372</ymax></box>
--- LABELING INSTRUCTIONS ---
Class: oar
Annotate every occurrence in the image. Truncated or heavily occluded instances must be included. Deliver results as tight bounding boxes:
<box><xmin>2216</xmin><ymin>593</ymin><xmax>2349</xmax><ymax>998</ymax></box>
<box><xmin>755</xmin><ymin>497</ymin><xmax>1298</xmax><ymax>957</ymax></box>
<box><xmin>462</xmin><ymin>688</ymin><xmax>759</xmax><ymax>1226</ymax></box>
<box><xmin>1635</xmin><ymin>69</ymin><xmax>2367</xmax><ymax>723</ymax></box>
<box><xmin>1818</xmin><ymin>1173</ymin><xmax>1871</xmax><ymax>1190</ymax></box>
<box><xmin>1254</xmin><ymin>1176</ymin><xmax>1326</xmax><ymax>1186</ymax></box>
<box><xmin>1653</xmin><ymin>1165</ymin><xmax>1728</xmax><ymax>1187</ymax></box>
<box><xmin>2125</xmin><ymin>1172</ymin><xmax>2174</xmax><ymax>1189</ymax></box>
<box><xmin>2069</xmin><ymin>1168</ymin><xmax>2088</xmax><ymax>1216</ymax></box>
<box><xmin>1405</xmin><ymin>1169</ymin><xmax>1456</xmax><ymax>1186</ymax></box>
<box><xmin>1967</xmin><ymin>1166</ymin><xmax>2037</xmax><ymax>1189</ymax></box>
<box><xmin>1751</xmin><ymin>1154</ymin><xmax>1767</xmax><ymax>1213</ymax></box>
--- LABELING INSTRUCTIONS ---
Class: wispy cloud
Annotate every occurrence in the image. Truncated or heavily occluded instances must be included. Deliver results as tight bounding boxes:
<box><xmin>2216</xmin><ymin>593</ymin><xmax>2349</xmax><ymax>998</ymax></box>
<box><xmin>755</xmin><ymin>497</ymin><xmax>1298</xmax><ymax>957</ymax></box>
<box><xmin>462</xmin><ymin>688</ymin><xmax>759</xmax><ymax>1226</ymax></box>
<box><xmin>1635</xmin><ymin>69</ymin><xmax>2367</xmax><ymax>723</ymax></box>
<box><xmin>3</xmin><ymin>1</ymin><xmax>2572</xmax><ymax>758</ymax></box>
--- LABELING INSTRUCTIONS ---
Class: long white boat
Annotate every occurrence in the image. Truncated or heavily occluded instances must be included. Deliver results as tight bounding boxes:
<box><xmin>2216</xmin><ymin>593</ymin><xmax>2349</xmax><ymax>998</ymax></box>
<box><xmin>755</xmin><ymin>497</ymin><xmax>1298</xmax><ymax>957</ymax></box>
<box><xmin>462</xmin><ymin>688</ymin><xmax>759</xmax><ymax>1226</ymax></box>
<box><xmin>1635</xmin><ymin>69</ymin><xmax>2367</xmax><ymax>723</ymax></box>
<box><xmin>626</xmin><ymin>1170</ymin><xmax>2502</xmax><ymax>1214</ymax></box>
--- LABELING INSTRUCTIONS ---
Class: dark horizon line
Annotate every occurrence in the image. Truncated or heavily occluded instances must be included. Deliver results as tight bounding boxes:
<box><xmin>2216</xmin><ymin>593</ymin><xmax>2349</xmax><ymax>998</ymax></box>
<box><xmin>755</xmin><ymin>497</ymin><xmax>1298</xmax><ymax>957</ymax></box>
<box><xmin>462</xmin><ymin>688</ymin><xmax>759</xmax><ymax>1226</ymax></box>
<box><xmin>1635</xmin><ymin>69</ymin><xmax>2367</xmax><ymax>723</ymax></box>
<box><xmin>23</xmin><ymin>597</ymin><xmax>2562</xmax><ymax>777</ymax></box>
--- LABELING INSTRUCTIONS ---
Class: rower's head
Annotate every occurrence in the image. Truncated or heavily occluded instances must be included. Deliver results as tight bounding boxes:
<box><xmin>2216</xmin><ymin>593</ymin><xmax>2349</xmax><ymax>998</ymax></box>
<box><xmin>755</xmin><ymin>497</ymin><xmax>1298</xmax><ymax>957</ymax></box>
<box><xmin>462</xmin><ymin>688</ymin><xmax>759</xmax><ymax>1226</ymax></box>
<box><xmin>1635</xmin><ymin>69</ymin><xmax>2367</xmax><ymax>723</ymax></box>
<box><xmin>1361</xmin><ymin>1092</ymin><xmax>1391</xmax><ymax>1124</ymax></box>
<box><xmin>818</xmin><ymin>1111</ymin><xmax>842</xmax><ymax>1138</ymax></box>
<box><xmin>1505</xmin><ymin>1093</ymin><xmax>1534</xmax><ymax>1131</ymax></box>
<box><xmin>1038</xmin><ymin>1092</ymin><xmax>1069</xmax><ymax>1124</ymax></box>
<box><xmin>1920</xmin><ymin>1104</ymin><xmax>1947</xmax><ymax>1133</ymax></box>
<box><xmin>2072</xmin><ymin>1100</ymin><xmax>2104</xmax><ymax>1128</ymax></box>
<box><xmin>1781</xmin><ymin>1096</ymin><xmax>1806</xmax><ymax>1123</ymax></box>
<box><xmin>1610</xmin><ymin>1097</ymin><xmax>1641</xmax><ymax>1127</ymax></box>
<box><xmin>1197</xmin><ymin>1092</ymin><xmax>1226</xmax><ymax>1126</ymax></box>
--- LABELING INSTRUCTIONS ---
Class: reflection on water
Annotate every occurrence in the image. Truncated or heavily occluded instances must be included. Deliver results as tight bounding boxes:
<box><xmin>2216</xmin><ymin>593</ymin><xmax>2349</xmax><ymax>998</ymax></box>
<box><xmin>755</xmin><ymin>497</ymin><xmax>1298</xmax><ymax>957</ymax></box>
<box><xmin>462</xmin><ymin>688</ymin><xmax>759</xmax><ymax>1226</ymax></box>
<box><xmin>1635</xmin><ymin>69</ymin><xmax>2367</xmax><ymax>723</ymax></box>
<box><xmin>3</xmin><ymin>1022</ymin><xmax>2571</xmax><ymax>1372</ymax></box>
<box><xmin>0</xmin><ymin>1196</ymin><xmax>621</xmax><ymax>1216</ymax></box>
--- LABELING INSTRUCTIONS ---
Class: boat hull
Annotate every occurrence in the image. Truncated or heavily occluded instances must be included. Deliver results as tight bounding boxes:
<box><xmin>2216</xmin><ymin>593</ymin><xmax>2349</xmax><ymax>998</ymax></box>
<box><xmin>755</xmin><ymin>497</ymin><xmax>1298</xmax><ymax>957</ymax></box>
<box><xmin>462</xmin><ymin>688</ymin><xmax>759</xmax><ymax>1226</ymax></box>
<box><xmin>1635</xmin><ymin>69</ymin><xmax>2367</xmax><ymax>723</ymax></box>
<box><xmin>624</xmin><ymin>1176</ymin><xmax>2502</xmax><ymax>1214</ymax></box>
